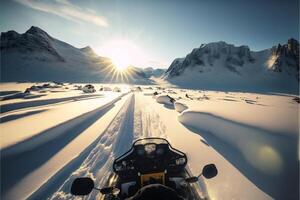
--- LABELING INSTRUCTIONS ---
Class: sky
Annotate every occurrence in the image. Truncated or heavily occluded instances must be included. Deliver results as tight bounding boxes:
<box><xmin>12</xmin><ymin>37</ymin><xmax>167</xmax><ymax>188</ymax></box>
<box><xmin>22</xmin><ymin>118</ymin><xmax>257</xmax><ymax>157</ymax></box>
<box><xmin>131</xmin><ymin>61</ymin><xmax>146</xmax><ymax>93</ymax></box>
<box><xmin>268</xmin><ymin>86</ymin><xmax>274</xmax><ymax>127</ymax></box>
<box><xmin>0</xmin><ymin>0</ymin><xmax>299</xmax><ymax>68</ymax></box>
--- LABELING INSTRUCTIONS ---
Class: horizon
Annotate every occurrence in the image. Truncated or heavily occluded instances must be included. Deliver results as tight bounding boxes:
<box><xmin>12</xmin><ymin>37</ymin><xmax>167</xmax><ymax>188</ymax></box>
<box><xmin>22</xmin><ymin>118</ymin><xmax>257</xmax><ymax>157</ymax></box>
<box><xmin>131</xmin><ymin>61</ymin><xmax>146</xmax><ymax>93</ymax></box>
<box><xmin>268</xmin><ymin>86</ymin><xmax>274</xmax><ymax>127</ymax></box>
<box><xmin>2</xmin><ymin>25</ymin><xmax>298</xmax><ymax>70</ymax></box>
<box><xmin>0</xmin><ymin>0</ymin><xmax>299</xmax><ymax>69</ymax></box>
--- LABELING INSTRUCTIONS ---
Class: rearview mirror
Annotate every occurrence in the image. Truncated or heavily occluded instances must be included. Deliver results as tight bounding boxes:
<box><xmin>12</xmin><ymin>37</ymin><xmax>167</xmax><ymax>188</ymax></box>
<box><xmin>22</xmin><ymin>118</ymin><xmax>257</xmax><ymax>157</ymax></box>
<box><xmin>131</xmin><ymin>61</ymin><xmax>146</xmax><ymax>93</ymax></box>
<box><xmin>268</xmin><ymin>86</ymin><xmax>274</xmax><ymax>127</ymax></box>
<box><xmin>185</xmin><ymin>176</ymin><xmax>199</xmax><ymax>183</ymax></box>
<box><xmin>202</xmin><ymin>164</ymin><xmax>218</xmax><ymax>179</ymax></box>
<box><xmin>71</xmin><ymin>177</ymin><xmax>94</xmax><ymax>195</ymax></box>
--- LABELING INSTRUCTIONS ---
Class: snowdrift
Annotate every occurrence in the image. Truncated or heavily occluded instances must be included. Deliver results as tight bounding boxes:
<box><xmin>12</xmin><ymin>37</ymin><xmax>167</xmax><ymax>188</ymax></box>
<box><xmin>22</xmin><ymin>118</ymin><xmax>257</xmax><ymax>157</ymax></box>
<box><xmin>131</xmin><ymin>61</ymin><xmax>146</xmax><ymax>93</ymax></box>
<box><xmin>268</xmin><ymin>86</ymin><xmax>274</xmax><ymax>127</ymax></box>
<box><xmin>156</xmin><ymin>95</ymin><xmax>175</xmax><ymax>105</ymax></box>
<box><xmin>174</xmin><ymin>102</ymin><xmax>188</xmax><ymax>112</ymax></box>
<box><xmin>178</xmin><ymin>111</ymin><xmax>298</xmax><ymax>199</ymax></box>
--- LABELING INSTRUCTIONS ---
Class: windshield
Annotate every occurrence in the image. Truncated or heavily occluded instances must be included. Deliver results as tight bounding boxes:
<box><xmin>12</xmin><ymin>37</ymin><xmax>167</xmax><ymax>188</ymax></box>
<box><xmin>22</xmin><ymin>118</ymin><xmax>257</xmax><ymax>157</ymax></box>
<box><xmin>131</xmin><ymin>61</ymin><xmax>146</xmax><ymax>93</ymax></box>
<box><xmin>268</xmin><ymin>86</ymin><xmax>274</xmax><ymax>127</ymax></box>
<box><xmin>134</xmin><ymin>138</ymin><xmax>168</xmax><ymax>146</ymax></box>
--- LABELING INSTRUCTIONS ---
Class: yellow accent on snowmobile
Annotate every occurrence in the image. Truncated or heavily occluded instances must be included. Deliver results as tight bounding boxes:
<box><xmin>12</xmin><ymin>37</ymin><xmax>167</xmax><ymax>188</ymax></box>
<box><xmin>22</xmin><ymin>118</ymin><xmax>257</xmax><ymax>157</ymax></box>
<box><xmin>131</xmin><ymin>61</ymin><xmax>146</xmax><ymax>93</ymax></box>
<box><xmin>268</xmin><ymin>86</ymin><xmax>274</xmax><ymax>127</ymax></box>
<box><xmin>140</xmin><ymin>172</ymin><xmax>165</xmax><ymax>187</ymax></box>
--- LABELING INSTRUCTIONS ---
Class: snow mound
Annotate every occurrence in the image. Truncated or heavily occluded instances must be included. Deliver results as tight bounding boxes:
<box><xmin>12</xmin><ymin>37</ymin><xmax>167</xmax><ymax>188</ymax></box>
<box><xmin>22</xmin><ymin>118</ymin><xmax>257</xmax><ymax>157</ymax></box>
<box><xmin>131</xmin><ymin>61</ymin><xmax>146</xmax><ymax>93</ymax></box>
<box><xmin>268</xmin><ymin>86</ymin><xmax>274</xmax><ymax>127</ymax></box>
<box><xmin>174</xmin><ymin>102</ymin><xmax>188</xmax><ymax>112</ymax></box>
<box><xmin>135</xmin><ymin>86</ymin><xmax>142</xmax><ymax>92</ymax></box>
<box><xmin>82</xmin><ymin>84</ymin><xmax>96</xmax><ymax>93</ymax></box>
<box><xmin>143</xmin><ymin>92</ymin><xmax>154</xmax><ymax>96</ymax></box>
<box><xmin>74</xmin><ymin>85</ymin><xmax>82</xmax><ymax>90</ymax></box>
<box><xmin>156</xmin><ymin>95</ymin><xmax>175</xmax><ymax>105</ymax></box>
<box><xmin>103</xmin><ymin>87</ymin><xmax>112</xmax><ymax>91</ymax></box>
<box><xmin>113</xmin><ymin>87</ymin><xmax>121</xmax><ymax>92</ymax></box>
<box><xmin>178</xmin><ymin>111</ymin><xmax>298</xmax><ymax>199</ymax></box>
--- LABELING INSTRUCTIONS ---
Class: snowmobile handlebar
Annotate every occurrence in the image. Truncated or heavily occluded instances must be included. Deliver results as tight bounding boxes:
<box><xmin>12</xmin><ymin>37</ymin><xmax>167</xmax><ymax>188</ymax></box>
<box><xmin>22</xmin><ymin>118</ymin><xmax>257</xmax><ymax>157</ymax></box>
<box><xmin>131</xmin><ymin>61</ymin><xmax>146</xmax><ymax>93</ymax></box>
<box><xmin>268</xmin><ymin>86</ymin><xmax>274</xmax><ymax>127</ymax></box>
<box><xmin>185</xmin><ymin>164</ymin><xmax>218</xmax><ymax>183</ymax></box>
<box><xmin>70</xmin><ymin>163</ymin><xmax>218</xmax><ymax>196</ymax></box>
<box><xmin>70</xmin><ymin>177</ymin><xmax>120</xmax><ymax>196</ymax></box>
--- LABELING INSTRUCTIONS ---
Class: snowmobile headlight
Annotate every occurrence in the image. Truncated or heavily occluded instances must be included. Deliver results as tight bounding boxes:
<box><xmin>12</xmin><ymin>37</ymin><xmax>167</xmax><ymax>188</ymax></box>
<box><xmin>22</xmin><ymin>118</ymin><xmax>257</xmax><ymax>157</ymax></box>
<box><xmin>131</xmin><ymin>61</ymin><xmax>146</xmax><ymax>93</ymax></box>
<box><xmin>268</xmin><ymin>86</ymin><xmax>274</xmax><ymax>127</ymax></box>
<box><xmin>175</xmin><ymin>158</ymin><xmax>186</xmax><ymax>165</ymax></box>
<box><xmin>145</xmin><ymin>144</ymin><xmax>156</xmax><ymax>155</ymax></box>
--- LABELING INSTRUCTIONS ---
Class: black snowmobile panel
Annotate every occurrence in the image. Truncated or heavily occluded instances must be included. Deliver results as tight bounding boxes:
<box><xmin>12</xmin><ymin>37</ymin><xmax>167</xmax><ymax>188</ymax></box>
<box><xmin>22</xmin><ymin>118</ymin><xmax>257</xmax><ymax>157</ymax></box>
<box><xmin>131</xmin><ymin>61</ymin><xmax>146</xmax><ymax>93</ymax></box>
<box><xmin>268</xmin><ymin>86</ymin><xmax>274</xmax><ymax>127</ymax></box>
<box><xmin>113</xmin><ymin>137</ymin><xmax>187</xmax><ymax>176</ymax></box>
<box><xmin>107</xmin><ymin>138</ymin><xmax>195</xmax><ymax>199</ymax></box>
<box><xmin>125</xmin><ymin>183</ymin><xmax>185</xmax><ymax>200</ymax></box>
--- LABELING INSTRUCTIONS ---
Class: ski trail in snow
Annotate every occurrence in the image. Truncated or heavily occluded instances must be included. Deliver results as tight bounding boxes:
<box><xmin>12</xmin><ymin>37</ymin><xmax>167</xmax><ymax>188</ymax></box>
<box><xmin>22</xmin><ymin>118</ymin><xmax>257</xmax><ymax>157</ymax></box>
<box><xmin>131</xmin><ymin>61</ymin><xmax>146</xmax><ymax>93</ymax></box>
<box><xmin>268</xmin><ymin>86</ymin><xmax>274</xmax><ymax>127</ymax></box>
<box><xmin>49</xmin><ymin>94</ymin><xmax>135</xmax><ymax>200</ymax></box>
<box><xmin>134</xmin><ymin>94</ymin><xmax>166</xmax><ymax>139</ymax></box>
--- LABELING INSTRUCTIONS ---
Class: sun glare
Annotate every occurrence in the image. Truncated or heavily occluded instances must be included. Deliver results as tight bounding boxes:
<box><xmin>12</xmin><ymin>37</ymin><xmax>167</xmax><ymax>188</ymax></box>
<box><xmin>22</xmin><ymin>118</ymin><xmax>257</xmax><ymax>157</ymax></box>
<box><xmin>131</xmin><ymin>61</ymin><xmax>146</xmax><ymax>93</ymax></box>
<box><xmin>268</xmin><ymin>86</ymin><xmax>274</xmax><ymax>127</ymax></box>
<box><xmin>96</xmin><ymin>40</ymin><xmax>145</xmax><ymax>71</ymax></box>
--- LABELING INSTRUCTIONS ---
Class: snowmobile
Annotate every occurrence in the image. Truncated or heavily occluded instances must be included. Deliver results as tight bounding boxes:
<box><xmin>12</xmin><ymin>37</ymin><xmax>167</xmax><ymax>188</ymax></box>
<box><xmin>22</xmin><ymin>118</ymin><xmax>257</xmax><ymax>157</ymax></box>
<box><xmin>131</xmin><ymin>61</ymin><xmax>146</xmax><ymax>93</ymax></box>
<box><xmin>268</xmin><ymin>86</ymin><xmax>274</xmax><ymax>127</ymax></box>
<box><xmin>71</xmin><ymin>137</ymin><xmax>218</xmax><ymax>200</ymax></box>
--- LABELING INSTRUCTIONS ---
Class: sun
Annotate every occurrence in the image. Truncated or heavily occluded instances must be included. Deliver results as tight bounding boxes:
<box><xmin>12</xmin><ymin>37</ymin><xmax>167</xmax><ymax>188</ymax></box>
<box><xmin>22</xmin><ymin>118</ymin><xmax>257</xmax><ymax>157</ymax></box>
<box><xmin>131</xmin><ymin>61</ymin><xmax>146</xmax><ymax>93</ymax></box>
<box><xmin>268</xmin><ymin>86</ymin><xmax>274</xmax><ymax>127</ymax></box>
<box><xmin>96</xmin><ymin>39</ymin><xmax>144</xmax><ymax>71</ymax></box>
<box><xmin>110</xmin><ymin>50</ymin><xmax>131</xmax><ymax>71</ymax></box>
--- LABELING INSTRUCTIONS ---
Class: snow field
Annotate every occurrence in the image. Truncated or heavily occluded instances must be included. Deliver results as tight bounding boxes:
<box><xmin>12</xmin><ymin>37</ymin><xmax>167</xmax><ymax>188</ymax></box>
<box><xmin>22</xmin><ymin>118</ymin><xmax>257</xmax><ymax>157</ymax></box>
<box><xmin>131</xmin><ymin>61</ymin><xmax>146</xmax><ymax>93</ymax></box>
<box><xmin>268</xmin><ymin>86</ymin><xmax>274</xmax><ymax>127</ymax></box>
<box><xmin>1</xmin><ymin>83</ymin><xmax>298</xmax><ymax>200</ymax></box>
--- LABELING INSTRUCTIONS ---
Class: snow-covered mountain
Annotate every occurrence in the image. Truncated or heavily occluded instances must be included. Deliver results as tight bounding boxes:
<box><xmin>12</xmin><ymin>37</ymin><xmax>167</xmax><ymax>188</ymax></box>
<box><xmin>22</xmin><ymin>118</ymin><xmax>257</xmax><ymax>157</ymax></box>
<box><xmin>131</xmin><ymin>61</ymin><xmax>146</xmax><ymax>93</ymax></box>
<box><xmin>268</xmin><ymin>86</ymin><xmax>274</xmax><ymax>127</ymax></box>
<box><xmin>143</xmin><ymin>67</ymin><xmax>166</xmax><ymax>78</ymax></box>
<box><xmin>0</xmin><ymin>26</ymin><xmax>154</xmax><ymax>84</ymax></box>
<box><xmin>164</xmin><ymin>39</ymin><xmax>299</xmax><ymax>94</ymax></box>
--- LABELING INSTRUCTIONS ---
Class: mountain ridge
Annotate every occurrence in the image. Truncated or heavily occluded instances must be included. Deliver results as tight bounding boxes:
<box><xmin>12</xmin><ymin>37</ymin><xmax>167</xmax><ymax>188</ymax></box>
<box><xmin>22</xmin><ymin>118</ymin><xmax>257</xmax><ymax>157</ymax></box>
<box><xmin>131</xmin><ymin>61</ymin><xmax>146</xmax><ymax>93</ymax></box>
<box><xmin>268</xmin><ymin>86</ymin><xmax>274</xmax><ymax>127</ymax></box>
<box><xmin>1</xmin><ymin>26</ymin><xmax>164</xmax><ymax>83</ymax></box>
<box><xmin>164</xmin><ymin>39</ymin><xmax>299</xmax><ymax>94</ymax></box>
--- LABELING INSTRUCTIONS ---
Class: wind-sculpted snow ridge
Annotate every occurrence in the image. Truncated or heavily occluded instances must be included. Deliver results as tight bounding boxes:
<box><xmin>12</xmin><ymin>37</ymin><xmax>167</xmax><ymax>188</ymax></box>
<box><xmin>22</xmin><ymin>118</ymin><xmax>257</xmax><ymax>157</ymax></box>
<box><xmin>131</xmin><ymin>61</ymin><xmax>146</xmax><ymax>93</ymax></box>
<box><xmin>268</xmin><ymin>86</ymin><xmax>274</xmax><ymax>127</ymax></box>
<box><xmin>1</xmin><ymin>96</ymin><xmax>129</xmax><ymax>200</ymax></box>
<box><xmin>174</xmin><ymin>102</ymin><xmax>188</xmax><ymax>113</ymax></box>
<box><xmin>0</xmin><ymin>91</ymin><xmax>126</xmax><ymax>150</ymax></box>
<box><xmin>0</xmin><ymin>93</ymin><xmax>104</xmax><ymax>114</ymax></box>
<box><xmin>156</xmin><ymin>95</ymin><xmax>175</xmax><ymax>105</ymax></box>
<box><xmin>1</xmin><ymin>94</ymin><xmax>124</xmax><ymax>156</ymax></box>
<box><xmin>178</xmin><ymin>111</ymin><xmax>299</xmax><ymax>199</ymax></box>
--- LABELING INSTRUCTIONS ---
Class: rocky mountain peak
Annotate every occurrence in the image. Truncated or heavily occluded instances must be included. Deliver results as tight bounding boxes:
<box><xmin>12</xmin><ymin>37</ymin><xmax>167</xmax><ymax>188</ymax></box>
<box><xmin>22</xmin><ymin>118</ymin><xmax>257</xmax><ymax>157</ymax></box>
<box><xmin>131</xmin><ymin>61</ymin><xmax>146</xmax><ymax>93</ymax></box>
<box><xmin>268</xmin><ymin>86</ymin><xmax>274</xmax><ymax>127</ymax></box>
<box><xmin>80</xmin><ymin>46</ymin><xmax>93</xmax><ymax>52</ymax></box>
<box><xmin>80</xmin><ymin>46</ymin><xmax>95</xmax><ymax>54</ymax></box>
<box><xmin>270</xmin><ymin>38</ymin><xmax>299</xmax><ymax>75</ymax></box>
<box><xmin>80</xmin><ymin>46</ymin><xmax>100</xmax><ymax>59</ymax></box>
<box><xmin>1</xmin><ymin>26</ymin><xmax>63</xmax><ymax>62</ymax></box>
<box><xmin>165</xmin><ymin>41</ymin><xmax>255</xmax><ymax>77</ymax></box>
<box><xmin>25</xmin><ymin>26</ymin><xmax>52</xmax><ymax>39</ymax></box>
<box><xmin>272</xmin><ymin>38</ymin><xmax>299</xmax><ymax>57</ymax></box>
<box><xmin>287</xmin><ymin>38</ymin><xmax>299</xmax><ymax>55</ymax></box>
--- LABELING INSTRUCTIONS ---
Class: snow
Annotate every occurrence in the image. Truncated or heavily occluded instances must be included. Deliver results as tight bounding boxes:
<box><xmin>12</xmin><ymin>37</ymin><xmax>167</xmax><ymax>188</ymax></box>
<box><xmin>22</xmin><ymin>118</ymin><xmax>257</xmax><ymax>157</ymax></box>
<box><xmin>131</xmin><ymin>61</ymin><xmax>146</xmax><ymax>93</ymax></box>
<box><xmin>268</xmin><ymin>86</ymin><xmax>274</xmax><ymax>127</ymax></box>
<box><xmin>82</xmin><ymin>85</ymin><xmax>96</xmax><ymax>93</ymax></box>
<box><xmin>174</xmin><ymin>102</ymin><xmax>188</xmax><ymax>112</ymax></box>
<box><xmin>0</xmin><ymin>87</ymin><xmax>125</xmax><ymax>150</ymax></box>
<box><xmin>113</xmin><ymin>87</ymin><xmax>121</xmax><ymax>92</ymax></box>
<box><xmin>178</xmin><ymin>111</ymin><xmax>297</xmax><ymax>198</ymax></box>
<box><xmin>140</xmin><ymin>89</ymin><xmax>299</xmax><ymax>200</ymax></box>
<box><xmin>156</xmin><ymin>95</ymin><xmax>175</xmax><ymax>105</ymax></box>
<box><xmin>1</xmin><ymin>26</ymin><xmax>164</xmax><ymax>84</ymax></box>
<box><xmin>103</xmin><ymin>86</ymin><xmax>112</xmax><ymax>91</ymax></box>
<box><xmin>0</xmin><ymin>83</ymin><xmax>299</xmax><ymax>200</ymax></box>
<box><xmin>164</xmin><ymin>41</ymin><xmax>299</xmax><ymax>94</ymax></box>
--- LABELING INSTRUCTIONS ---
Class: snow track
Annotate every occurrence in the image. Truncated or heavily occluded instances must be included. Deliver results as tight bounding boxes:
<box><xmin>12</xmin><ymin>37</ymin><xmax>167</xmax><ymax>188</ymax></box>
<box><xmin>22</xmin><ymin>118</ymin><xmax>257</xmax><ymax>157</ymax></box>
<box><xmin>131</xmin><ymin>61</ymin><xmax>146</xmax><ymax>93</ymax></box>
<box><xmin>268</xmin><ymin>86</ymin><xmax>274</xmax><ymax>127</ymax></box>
<box><xmin>1</xmin><ymin>91</ymin><xmax>169</xmax><ymax>200</ymax></box>
<box><xmin>48</xmin><ymin>93</ymin><xmax>168</xmax><ymax>200</ymax></box>
<box><xmin>48</xmin><ymin>94</ymin><xmax>135</xmax><ymax>200</ymax></box>
<box><xmin>134</xmin><ymin>94</ymin><xmax>167</xmax><ymax>139</ymax></box>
